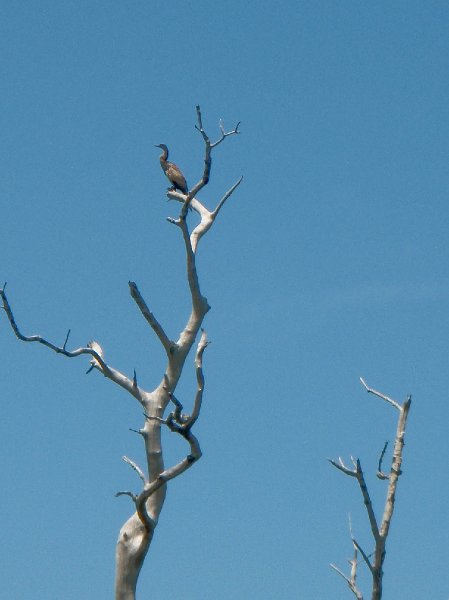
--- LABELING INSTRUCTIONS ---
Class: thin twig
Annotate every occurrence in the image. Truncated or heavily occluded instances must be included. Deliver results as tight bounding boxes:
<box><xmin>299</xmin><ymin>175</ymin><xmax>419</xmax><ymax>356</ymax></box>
<box><xmin>211</xmin><ymin>176</ymin><xmax>243</xmax><ymax>218</ymax></box>
<box><xmin>181</xmin><ymin>329</ymin><xmax>209</xmax><ymax>429</ymax></box>
<box><xmin>328</xmin><ymin>457</ymin><xmax>357</xmax><ymax>477</ymax></box>
<box><xmin>377</xmin><ymin>441</ymin><xmax>389</xmax><ymax>480</ymax></box>
<box><xmin>122</xmin><ymin>456</ymin><xmax>146</xmax><ymax>483</ymax></box>
<box><xmin>130</xmin><ymin>428</ymin><xmax>202</xmax><ymax>532</ymax></box>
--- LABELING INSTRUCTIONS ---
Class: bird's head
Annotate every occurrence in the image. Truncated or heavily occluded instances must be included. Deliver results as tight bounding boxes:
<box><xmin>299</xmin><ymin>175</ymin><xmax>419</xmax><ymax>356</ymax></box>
<box><xmin>154</xmin><ymin>143</ymin><xmax>168</xmax><ymax>151</ymax></box>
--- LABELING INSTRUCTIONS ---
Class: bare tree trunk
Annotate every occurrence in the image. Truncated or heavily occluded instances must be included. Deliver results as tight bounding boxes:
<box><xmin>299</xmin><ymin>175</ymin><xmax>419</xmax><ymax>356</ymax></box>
<box><xmin>1</xmin><ymin>106</ymin><xmax>241</xmax><ymax>600</ymax></box>
<box><xmin>330</xmin><ymin>379</ymin><xmax>412</xmax><ymax>600</ymax></box>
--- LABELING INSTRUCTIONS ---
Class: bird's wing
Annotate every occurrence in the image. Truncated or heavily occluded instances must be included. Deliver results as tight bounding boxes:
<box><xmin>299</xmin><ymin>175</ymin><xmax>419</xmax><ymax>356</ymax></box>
<box><xmin>167</xmin><ymin>164</ymin><xmax>188</xmax><ymax>192</ymax></box>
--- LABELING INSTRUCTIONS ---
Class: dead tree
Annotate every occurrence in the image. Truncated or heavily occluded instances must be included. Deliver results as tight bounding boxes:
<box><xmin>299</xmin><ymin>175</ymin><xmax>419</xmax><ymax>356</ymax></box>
<box><xmin>0</xmin><ymin>106</ymin><xmax>241</xmax><ymax>600</ymax></box>
<box><xmin>329</xmin><ymin>378</ymin><xmax>412</xmax><ymax>600</ymax></box>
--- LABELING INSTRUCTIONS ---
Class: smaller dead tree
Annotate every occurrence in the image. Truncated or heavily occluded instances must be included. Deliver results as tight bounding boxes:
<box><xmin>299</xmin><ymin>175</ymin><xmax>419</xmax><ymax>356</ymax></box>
<box><xmin>329</xmin><ymin>378</ymin><xmax>412</xmax><ymax>600</ymax></box>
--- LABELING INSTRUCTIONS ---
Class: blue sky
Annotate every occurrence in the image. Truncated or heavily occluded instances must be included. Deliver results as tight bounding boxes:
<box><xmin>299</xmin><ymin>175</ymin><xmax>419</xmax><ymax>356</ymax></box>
<box><xmin>1</xmin><ymin>1</ymin><xmax>448</xmax><ymax>598</ymax></box>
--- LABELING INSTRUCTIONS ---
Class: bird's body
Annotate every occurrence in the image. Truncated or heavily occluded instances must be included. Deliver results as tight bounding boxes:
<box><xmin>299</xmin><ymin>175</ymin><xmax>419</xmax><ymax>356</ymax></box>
<box><xmin>155</xmin><ymin>144</ymin><xmax>188</xmax><ymax>195</ymax></box>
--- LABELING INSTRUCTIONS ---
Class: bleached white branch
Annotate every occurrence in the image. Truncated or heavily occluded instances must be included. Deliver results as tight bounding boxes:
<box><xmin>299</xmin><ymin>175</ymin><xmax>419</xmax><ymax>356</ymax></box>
<box><xmin>183</xmin><ymin>329</ymin><xmax>209</xmax><ymax>428</ymax></box>
<box><xmin>330</xmin><ymin>517</ymin><xmax>366</xmax><ymax>600</ymax></box>
<box><xmin>168</xmin><ymin>217</ymin><xmax>209</xmax><ymax>322</ymax></box>
<box><xmin>122</xmin><ymin>456</ymin><xmax>146</xmax><ymax>483</ymax></box>
<box><xmin>0</xmin><ymin>287</ymin><xmax>145</xmax><ymax>403</ymax></box>
<box><xmin>128</xmin><ymin>281</ymin><xmax>173</xmax><ymax>356</ymax></box>
<box><xmin>168</xmin><ymin>175</ymin><xmax>242</xmax><ymax>254</ymax></box>
<box><xmin>115</xmin><ymin>491</ymin><xmax>138</xmax><ymax>502</ymax></box>
<box><xmin>329</xmin><ymin>457</ymin><xmax>357</xmax><ymax>477</ymax></box>
<box><xmin>330</xmin><ymin>455</ymin><xmax>379</xmax><ymax>543</ymax></box>
<box><xmin>354</xmin><ymin>459</ymin><xmax>380</xmax><ymax>543</ymax></box>
<box><xmin>359</xmin><ymin>377</ymin><xmax>401</xmax><ymax>411</ymax></box>
<box><xmin>120</xmin><ymin>425</ymin><xmax>202</xmax><ymax>533</ymax></box>
<box><xmin>352</xmin><ymin>538</ymin><xmax>373</xmax><ymax>576</ymax></box>
<box><xmin>165</xmin><ymin>106</ymin><xmax>241</xmax><ymax>254</ymax></box>
<box><xmin>153</xmin><ymin>332</ymin><xmax>209</xmax><ymax>433</ymax></box>
<box><xmin>330</xmin><ymin>562</ymin><xmax>364</xmax><ymax>600</ymax></box>
<box><xmin>128</xmin><ymin>331</ymin><xmax>208</xmax><ymax>535</ymax></box>
<box><xmin>212</xmin><ymin>176</ymin><xmax>243</xmax><ymax>217</ymax></box>
<box><xmin>195</xmin><ymin>105</ymin><xmax>240</xmax><ymax>149</ymax></box>
<box><xmin>379</xmin><ymin>395</ymin><xmax>411</xmax><ymax>540</ymax></box>
<box><xmin>137</xmin><ymin>427</ymin><xmax>201</xmax><ymax>527</ymax></box>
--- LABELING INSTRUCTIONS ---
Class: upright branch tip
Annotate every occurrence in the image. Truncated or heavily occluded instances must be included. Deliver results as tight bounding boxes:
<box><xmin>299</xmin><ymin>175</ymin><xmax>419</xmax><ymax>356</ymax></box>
<box><xmin>63</xmin><ymin>329</ymin><xmax>71</xmax><ymax>351</ymax></box>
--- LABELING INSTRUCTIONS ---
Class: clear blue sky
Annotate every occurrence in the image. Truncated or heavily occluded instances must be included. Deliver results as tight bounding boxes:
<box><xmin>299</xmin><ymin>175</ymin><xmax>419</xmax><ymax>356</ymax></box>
<box><xmin>1</xmin><ymin>1</ymin><xmax>448</xmax><ymax>598</ymax></box>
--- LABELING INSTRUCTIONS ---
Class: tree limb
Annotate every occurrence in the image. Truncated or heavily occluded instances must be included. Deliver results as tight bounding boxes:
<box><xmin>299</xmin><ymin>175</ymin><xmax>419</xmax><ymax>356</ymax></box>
<box><xmin>178</xmin><ymin>104</ymin><xmax>240</xmax><ymax>219</ymax></box>
<box><xmin>379</xmin><ymin>395</ymin><xmax>411</xmax><ymax>540</ymax></box>
<box><xmin>330</xmin><ymin>561</ymin><xmax>364</xmax><ymax>600</ymax></box>
<box><xmin>182</xmin><ymin>329</ymin><xmax>208</xmax><ymax>429</ymax></box>
<box><xmin>359</xmin><ymin>377</ymin><xmax>401</xmax><ymax>411</ymax></box>
<box><xmin>212</xmin><ymin>175</ymin><xmax>243</xmax><ymax>218</ymax></box>
<box><xmin>168</xmin><ymin>176</ymin><xmax>242</xmax><ymax>254</ymax></box>
<box><xmin>121</xmin><ymin>424</ymin><xmax>202</xmax><ymax>532</ymax></box>
<box><xmin>354</xmin><ymin>459</ymin><xmax>380</xmax><ymax>543</ymax></box>
<box><xmin>0</xmin><ymin>287</ymin><xmax>145</xmax><ymax>404</ymax></box>
<box><xmin>128</xmin><ymin>281</ymin><xmax>173</xmax><ymax>356</ymax></box>
<box><xmin>122</xmin><ymin>456</ymin><xmax>146</xmax><ymax>483</ymax></box>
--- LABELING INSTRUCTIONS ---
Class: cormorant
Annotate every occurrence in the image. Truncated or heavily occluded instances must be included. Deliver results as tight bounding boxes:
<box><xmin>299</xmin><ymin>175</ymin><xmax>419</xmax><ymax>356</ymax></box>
<box><xmin>155</xmin><ymin>144</ymin><xmax>188</xmax><ymax>195</ymax></box>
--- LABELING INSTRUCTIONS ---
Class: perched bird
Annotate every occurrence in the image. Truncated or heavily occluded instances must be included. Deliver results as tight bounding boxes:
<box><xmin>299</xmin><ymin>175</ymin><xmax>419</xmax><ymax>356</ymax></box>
<box><xmin>155</xmin><ymin>144</ymin><xmax>189</xmax><ymax>195</ymax></box>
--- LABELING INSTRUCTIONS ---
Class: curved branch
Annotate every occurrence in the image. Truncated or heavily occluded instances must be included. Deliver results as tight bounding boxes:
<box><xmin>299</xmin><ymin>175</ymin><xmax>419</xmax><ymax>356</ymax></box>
<box><xmin>162</xmin><ymin>330</ymin><xmax>209</xmax><ymax>431</ymax></box>
<box><xmin>329</xmin><ymin>456</ymin><xmax>358</xmax><ymax>477</ymax></box>
<box><xmin>376</xmin><ymin>441</ymin><xmax>389</xmax><ymax>480</ymax></box>
<box><xmin>187</xmin><ymin>329</ymin><xmax>209</xmax><ymax>427</ymax></box>
<box><xmin>0</xmin><ymin>287</ymin><xmax>145</xmax><ymax>403</ymax></box>
<box><xmin>166</xmin><ymin>218</ymin><xmax>210</xmax><ymax>336</ymax></box>
<box><xmin>122</xmin><ymin>456</ymin><xmax>146</xmax><ymax>483</ymax></box>
<box><xmin>168</xmin><ymin>175</ymin><xmax>242</xmax><ymax>254</ymax></box>
<box><xmin>212</xmin><ymin>176</ymin><xmax>243</xmax><ymax>218</ymax></box>
<box><xmin>121</xmin><ymin>427</ymin><xmax>202</xmax><ymax>533</ymax></box>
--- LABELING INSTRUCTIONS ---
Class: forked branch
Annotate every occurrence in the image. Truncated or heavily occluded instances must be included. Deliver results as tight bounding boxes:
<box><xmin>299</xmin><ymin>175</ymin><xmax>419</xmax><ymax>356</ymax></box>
<box><xmin>177</xmin><ymin>104</ymin><xmax>240</xmax><ymax>221</ymax></box>
<box><xmin>118</xmin><ymin>333</ymin><xmax>208</xmax><ymax>531</ymax></box>
<box><xmin>330</xmin><ymin>550</ymin><xmax>364</xmax><ymax>600</ymax></box>
<box><xmin>168</xmin><ymin>175</ymin><xmax>243</xmax><ymax>254</ymax></box>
